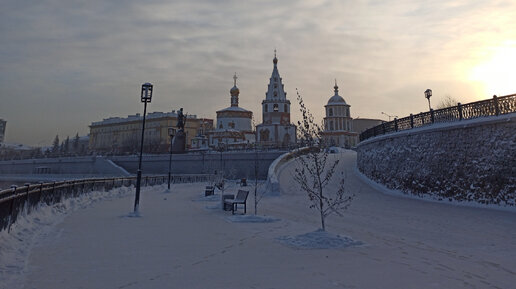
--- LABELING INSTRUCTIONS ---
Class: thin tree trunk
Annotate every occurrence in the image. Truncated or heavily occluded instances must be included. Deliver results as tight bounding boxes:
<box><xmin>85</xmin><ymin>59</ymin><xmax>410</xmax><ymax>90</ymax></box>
<box><xmin>320</xmin><ymin>201</ymin><xmax>325</xmax><ymax>231</ymax></box>
<box><xmin>316</xmin><ymin>155</ymin><xmax>325</xmax><ymax>231</ymax></box>
<box><xmin>254</xmin><ymin>185</ymin><xmax>257</xmax><ymax>215</ymax></box>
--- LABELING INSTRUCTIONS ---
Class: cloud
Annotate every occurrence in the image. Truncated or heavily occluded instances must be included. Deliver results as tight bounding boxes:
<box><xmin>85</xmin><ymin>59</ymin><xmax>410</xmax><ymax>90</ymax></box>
<box><xmin>1</xmin><ymin>0</ymin><xmax>515</xmax><ymax>145</ymax></box>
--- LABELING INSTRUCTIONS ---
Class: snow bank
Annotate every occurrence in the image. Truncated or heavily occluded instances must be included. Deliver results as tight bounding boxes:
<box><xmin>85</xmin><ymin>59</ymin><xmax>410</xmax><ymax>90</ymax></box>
<box><xmin>0</xmin><ymin>186</ymin><xmax>135</xmax><ymax>289</ymax></box>
<box><xmin>225</xmin><ymin>214</ymin><xmax>280</xmax><ymax>223</ymax></box>
<box><xmin>277</xmin><ymin>229</ymin><xmax>362</xmax><ymax>249</ymax></box>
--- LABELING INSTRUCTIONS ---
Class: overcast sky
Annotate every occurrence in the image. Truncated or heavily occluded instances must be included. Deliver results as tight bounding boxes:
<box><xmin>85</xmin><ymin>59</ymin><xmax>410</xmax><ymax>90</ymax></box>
<box><xmin>1</xmin><ymin>0</ymin><xmax>515</xmax><ymax>146</ymax></box>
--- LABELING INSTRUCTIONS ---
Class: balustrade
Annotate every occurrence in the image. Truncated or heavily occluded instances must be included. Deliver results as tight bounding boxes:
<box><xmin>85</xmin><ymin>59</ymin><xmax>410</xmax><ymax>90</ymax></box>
<box><xmin>360</xmin><ymin>94</ymin><xmax>516</xmax><ymax>142</ymax></box>
<box><xmin>0</xmin><ymin>174</ymin><xmax>214</xmax><ymax>232</ymax></box>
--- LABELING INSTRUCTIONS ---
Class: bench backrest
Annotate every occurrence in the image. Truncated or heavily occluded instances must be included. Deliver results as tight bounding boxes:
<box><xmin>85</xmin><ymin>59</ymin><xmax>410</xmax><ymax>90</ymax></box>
<box><xmin>234</xmin><ymin>190</ymin><xmax>249</xmax><ymax>202</ymax></box>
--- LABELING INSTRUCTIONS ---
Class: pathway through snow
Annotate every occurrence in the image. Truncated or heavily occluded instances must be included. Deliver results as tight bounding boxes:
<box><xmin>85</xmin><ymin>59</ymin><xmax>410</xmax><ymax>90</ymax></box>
<box><xmin>0</xmin><ymin>150</ymin><xmax>514</xmax><ymax>289</ymax></box>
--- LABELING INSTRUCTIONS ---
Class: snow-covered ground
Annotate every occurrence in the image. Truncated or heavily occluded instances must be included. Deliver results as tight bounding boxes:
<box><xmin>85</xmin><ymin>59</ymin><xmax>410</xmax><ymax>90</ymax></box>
<box><xmin>1</xmin><ymin>150</ymin><xmax>515</xmax><ymax>289</ymax></box>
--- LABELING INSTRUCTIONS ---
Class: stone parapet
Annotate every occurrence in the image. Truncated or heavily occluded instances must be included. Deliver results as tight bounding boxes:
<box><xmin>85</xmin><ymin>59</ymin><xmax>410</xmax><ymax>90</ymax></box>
<box><xmin>357</xmin><ymin>114</ymin><xmax>516</xmax><ymax>206</ymax></box>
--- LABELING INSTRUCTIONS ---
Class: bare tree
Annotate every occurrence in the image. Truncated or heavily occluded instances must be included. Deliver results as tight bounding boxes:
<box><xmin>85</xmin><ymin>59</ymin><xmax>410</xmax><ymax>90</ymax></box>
<box><xmin>436</xmin><ymin>94</ymin><xmax>460</xmax><ymax>109</ymax></box>
<box><xmin>252</xmin><ymin>144</ymin><xmax>269</xmax><ymax>215</ymax></box>
<box><xmin>251</xmin><ymin>117</ymin><xmax>267</xmax><ymax>215</ymax></box>
<box><xmin>293</xmin><ymin>89</ymin><xmax>354</xmax><ymax>231</ymax></box>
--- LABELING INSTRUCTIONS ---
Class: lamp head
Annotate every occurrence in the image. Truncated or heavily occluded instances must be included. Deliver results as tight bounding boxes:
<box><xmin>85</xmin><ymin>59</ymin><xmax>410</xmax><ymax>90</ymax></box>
<box><xmin>424</xmin><ymin>89</ymin><xmax>432</xmax><ymax>99</ymax></box>
<box><xmin>141</xmin><ymin>82</ymin><xmax>153</xmax><ymax>103</ymax></box>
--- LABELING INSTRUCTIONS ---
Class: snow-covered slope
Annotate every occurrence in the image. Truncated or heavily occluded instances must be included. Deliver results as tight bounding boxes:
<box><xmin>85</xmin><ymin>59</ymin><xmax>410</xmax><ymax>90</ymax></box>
<box><xmin>0</xmin><ymin>150</ymin><xmax>514</xmax><ymax>289</ymax></box>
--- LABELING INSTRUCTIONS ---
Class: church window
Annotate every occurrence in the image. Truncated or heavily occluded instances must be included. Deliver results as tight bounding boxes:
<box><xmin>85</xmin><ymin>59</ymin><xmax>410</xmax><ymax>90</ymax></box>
<box><xmin>273</xmin><ymin>104</ymin><xmax>278</xmax><ymax>112</ymax></box>
<box><xmin>329</xmin><ymin>108</ymin><xmax>333</xmax><ymax>116</ymax></box>
<box><xmin>264</xmin><ymin>104</ymin><xmax>268</xmax><ymax>112</ymax></box>
<box><xmin>274</xmin><ymin>77</ymin><xmax>278</xmax><ymax>82</ymax></box>
<box><xmin>274</xmin><ymin>91</ymin><xmax>277</xmax><ymax>97</ymax></box>
<box><xmin>330</xmin><ymin>121</ymin><xmax>334</xmax><ymax>131</ymax></box>
<box><xmin>260</xmin><ymin>129</ymin><xmax>270</xmax><ymax>142</ymax></box>
<box><xmin>229</xmin><ymin>122</ymin><xmax>235</xmax><ymax>129</ymax></box>
<box><xmin>284</xmin><ymin>104</ymin><xmax>288</xmax><ymax>112</ymax></box>
<box><xmin>274</xmin><ymin>84</ymin><xmax>277</xmax><ymax>88</ymax></box>
<box><xmin>219</xmin><ymin>123</ymin><xmax>223</xmax><ymax>129</ymax></box>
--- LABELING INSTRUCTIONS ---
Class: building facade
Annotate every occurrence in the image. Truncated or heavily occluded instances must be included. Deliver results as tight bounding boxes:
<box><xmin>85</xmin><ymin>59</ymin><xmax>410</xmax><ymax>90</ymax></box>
<box><xmin>256</xmin><ymin>53</ymin><xmax>296</xmax><ymax>147</ymax></box>
<box><xmin>321</xmin><ymin>82</ymin><xmax>358</xmax><ymax>148</ymax></box>
<box><xmin>352</xmin><ymin>118</ymin><xmax>385</xmax><ymax>135</ymax></box>
<box><xmin>89</xmin><ymin>111</ymin><xmax>213</xmax><ymax>154</ymax></box>
<box><xmin>0</xmin><ymin>119</ymin><xmax>6</xmax><ymax>143</ymax></box>
<box><xmin>208</xmin><ymin>74</ymin><xmax>255</xmax><ymax>149</ymax></box>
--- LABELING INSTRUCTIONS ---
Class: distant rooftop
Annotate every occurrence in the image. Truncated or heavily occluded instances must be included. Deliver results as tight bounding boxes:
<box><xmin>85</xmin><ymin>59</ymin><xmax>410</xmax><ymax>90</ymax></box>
<box><xmin>90</xmin><ymin>111</ymin><xmax>198</xmax><ymax>127</ymax></box>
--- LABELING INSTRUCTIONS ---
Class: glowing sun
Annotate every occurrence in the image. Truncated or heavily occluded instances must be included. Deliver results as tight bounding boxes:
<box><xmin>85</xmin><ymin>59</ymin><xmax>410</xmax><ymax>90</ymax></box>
<box><xmin>469</xmin><ymin>41</ymin><xmax>516</xmax><ymax>97</ymax></box>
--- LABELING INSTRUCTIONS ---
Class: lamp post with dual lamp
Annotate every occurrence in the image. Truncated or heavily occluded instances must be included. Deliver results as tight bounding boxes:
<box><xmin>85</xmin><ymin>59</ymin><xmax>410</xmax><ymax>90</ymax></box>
<box><xmin>424</xmin><ymin>89</ymin><xmax>432</xmax><ymax>111</ymax></box>
<box><xmin>381</xmin><ymin>112</ymin><xmax>398</xmax><ymax>122</ymax></box>
<box><xmin>133</xmin><ymin>82</ymin><xmax>153</xmax><ymax>214</ymax></box>
<box><xmin>167</xmin><ymin>127</ymin><xmax>176</xmax><ymax>191</ymax></box>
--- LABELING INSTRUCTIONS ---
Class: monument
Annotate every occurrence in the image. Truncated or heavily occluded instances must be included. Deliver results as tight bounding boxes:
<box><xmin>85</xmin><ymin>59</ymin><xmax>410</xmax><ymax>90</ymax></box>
<box><xmin>172</xmin><ymin>108</ymin><xmax>187</xmax><ymax>153</ymax></box>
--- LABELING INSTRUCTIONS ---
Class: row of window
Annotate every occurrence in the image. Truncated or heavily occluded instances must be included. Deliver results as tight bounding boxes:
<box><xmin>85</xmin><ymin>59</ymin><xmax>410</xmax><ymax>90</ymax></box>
<box><xmin>328</xmin><ymin>106</ymin><xmax>350</xmax><ymax>117</ymax></box>
<box><xmin>326</xmin><ymin>118</ymin><xmax>352</xmax><ymax>131</ymax></box>
<box><xmin>219</xmin><ymin>121</ymin><xmax>235</xmax><ymax>129</ymax></box>
<box><xmin>264</xmin><ymin>103</ymin><xmax>289</xmax><ymax>113</ymax></box>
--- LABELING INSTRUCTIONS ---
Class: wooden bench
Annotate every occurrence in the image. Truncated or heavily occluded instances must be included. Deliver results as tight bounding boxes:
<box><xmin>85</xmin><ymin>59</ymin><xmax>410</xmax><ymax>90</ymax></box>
<box><xmin>205</xmin><ymin>186</ymin><xmax>214</xmax><ymax>196</ymax></box>
<box><xmin>224</xmin><ymin>190</ymin><xmax>249</xmax><ymax>215</ymax></box>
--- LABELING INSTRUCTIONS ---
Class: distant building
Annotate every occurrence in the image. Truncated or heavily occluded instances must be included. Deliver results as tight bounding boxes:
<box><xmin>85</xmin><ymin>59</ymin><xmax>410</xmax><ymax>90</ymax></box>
<box><xmin>89</xmin><ymin>111</ymin><xmax>213</xmax><ymax>154</ymax></box>
<box><xmin>207</xmin><ymin>74</ymin><xmax>255</xmax><ymax>149</ymax></box>
<box><xmin>353</xmin><ymin>118</ymin><xmax>385</xmax><ymax>135</ymax></box>
<box><xmin>256</xmin><ymin>52</ymin><xmax>297</xmax><ymax>147</ymax></box>
<box><xmin>190</xmin><ymin>119</ymin><xmax>212</xmax><ymax>151</ymax></box>
<box><xmin>321</xmin><ymin>81</ymin><xmax>358</xmax><ymax>148</ymax></box>
<box><xmin>0</xmin><ymin>119</ymin><xmax>6</xmax><ymax>143</ymax></box>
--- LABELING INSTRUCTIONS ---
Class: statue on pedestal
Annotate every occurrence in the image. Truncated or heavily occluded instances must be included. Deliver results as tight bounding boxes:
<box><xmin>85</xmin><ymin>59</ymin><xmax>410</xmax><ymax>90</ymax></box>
<box><xmin>176</xmin><ymin>108</ymin><xmax>187</xmax><ymax>131</ymax></box>
<box><xmin>172</xmin><ymin>108</ymin><xmax>187</xmax><ymax>153</ymax></box>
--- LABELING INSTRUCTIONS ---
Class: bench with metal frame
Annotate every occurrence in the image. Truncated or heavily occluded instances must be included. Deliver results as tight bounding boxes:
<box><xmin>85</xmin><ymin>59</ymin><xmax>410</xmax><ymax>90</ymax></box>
<box><xmin>205</xmin><ymin>186</ymin><xmax>215</xmax><ymax>196</ymax></box>
<box><xmin>224</xmin><ymin>190</ymin><xmax>249</xmax><ymax>215</ymax></box>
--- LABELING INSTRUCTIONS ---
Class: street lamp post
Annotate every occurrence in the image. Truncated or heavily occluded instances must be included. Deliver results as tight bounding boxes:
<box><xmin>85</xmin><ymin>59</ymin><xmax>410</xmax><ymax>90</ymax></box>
<box><xmin>134</xmin><ymin>82</ymin><xmax>153</xmax><ymax>213</ymax></box>
<box><xmin>217</xmin><ymin>142</ymin><xmax>226</xmax><ymax>209</ymax></box>
<box><xmin>381</xmin><ymin>112</ymin><xmax>398</xmax><ymax>122</ymax></box>
<box><xmin>424</xmin><ymin>89</ymin><xmax>432</xmax><ymax>111</ymax></box>
<box><xmin>167</xmin><ymin>127</ymin><xmax>176</xmax><ymax>190</ymax></box>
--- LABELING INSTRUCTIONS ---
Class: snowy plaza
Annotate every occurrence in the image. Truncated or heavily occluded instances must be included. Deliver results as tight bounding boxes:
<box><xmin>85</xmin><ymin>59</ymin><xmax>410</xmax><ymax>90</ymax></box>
<box><xmin>1</xmin><ymin>150</ymin><xmax>515</xmax><ymax>289</ymax></box>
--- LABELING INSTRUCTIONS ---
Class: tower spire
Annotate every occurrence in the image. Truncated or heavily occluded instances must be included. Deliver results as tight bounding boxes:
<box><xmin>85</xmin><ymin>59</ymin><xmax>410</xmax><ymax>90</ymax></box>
<box><xmin>230</xmin><ymin>73</ymin><xmax>240</xmax><ymax>107</ymax></box>
<box><xmin>334</xmin><ymin>79</ymin><xmax>339</xmax><ymax>95</ymax></box>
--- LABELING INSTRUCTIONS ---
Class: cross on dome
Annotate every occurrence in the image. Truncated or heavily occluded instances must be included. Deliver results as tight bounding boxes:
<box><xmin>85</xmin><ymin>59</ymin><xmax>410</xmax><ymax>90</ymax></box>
<box><xmin>233</xmin><ymin>73</ymin><xmax>238</xmax><ymax>86</ymax></box>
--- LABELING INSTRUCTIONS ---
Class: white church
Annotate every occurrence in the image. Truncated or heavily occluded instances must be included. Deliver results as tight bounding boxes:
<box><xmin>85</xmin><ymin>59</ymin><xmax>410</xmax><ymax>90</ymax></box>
<box><xmin>256</xmin><ymin>52</ymin><xmax>297</xmax><ymax>147</ymax></box>
<box><xmin>208</xmin><ymin>74</ymin><xmax>255</xmax><ymax>149</ymax></box>
<box><xmin>321</xmin><ymin>81</ymin><xmax>358</xmax><ymax>148</ymax></box>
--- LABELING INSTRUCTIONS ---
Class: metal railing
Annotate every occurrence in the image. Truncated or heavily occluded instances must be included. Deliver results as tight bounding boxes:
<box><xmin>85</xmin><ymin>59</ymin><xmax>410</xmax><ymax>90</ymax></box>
<box><xmin>0</xmin><ymin>174</ymin><xmax>213</xmax><ymax>232</ymax></box>
<box><xmin>360</xmin><ymin>94</ymin><xmax>516</xmax><ymax>142</ymax></box>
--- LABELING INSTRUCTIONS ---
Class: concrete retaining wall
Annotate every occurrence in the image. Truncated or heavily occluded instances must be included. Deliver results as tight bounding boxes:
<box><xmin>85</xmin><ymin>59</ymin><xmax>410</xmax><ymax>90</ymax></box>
<box><xmin>0</xmin><ymin>151</ymin><xmax>285</xmax><ymax>181</ymax></box>
<box><xmin>0</xmin><ymin>156</ymin><xmax>128</xmax><ymax>176</ymax></box>
<box><xmin>111</xmin><ymin>151</ymin><xmax>283</xmax><ymax>179</ymax></box>
<box><xmin>356</xmin><ymin>114</ymin><xmax>516</xmax><ymax>206</ymax></box>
